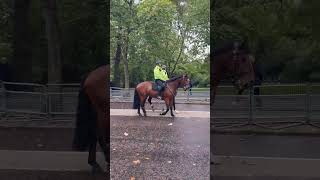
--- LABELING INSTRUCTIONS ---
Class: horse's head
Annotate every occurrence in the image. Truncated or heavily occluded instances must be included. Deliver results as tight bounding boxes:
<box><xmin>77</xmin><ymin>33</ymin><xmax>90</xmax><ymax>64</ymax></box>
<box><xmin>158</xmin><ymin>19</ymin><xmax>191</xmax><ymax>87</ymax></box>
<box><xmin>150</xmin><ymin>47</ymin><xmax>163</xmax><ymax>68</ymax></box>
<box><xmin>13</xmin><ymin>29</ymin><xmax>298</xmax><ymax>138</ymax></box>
<box><xmin>181</xmin><ymin>74</ymin><xmax>191</xmax><ymax>91</ymax></box>
<box><xmin>232</xmin><ymin>52</ymin><xmax>255</xmax><ymax>91</ymax></box>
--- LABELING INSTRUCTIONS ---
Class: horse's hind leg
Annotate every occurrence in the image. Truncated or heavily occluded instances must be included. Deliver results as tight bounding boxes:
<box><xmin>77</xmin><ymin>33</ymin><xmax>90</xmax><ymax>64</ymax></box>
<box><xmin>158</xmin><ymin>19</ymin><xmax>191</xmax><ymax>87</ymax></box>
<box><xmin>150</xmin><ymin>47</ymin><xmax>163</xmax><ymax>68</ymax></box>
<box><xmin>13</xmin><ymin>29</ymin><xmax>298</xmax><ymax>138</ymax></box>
<box><xmin>148</xmin><ymin>96</ymin><xmax>154</xmax><ymax>112</ymax></box>
<box><xmin>88</xmin><ymin>140</ymin><xmax>103</xmax><ymax>174</ymax></box>
<box><xmin>141</xmin><ymin>97</ymin><xmax>147</xmax><ymax>116</ymax></box>
<box><xmin>137</xmin><ymin>98</ymin><xmax>142</xmax><ymax>116</ymax></box>
<box><xmin>137</xmin><ymin>106</ymin><xmax>142</xmax><ymax>116</ymax></box>
<box><xmin>97</xmin><ymin>134</ymin><xmax>109</xmax><ymax>170</ymax></box>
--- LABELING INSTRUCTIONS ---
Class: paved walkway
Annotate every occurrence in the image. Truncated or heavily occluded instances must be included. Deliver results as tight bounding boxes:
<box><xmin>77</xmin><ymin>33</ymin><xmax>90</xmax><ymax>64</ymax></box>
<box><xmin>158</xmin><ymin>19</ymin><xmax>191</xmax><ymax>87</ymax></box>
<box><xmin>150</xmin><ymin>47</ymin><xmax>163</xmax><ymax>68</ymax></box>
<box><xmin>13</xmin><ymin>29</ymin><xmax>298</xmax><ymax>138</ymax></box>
<box><xmin>0</xmin><ymin>150</ymin><xmax>106</xmax><ymax>171</ymax></box>
<box><xmin>212</xmin><ymin>134</ymin><xmax>320</xmax><ymax>178</ymax></box>
<box><xmin>213</xmin><ymin>155</ymin><xmax>320</xmax><ymax>178</ymax></box>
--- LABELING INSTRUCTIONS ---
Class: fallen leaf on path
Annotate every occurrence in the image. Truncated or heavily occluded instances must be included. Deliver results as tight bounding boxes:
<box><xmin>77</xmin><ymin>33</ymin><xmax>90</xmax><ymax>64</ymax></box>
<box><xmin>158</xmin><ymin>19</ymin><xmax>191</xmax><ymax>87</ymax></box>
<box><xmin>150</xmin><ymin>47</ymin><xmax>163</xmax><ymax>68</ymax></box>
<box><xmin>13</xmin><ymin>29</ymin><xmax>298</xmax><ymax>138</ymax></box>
<box><xmin>130</xmin><ymin>177</ymin><xmax>135</xmax><ymax>180</ymax></box>
<box><xmin>168</xmin><ymin>123</ymin><xmax>173</xmax><ymax>126</ymax></box>
<box><xmin>144</xmin><ymin>157</ymin><xmax>150</xmax><ymax>160</ymax></box>
<box><xmin>124</xmin><ymin>132</ymin><xmax>129</xmax><ymax>136</ymax></box>
<box><xmin>132</xmin><ymin>160</ymin><xmax>141</xmax><ymax>165</ymax></box>
<box><xmin>167</xmin><ymin>161</ymin><xmax>172</xmax><ymax>164</ymax></box>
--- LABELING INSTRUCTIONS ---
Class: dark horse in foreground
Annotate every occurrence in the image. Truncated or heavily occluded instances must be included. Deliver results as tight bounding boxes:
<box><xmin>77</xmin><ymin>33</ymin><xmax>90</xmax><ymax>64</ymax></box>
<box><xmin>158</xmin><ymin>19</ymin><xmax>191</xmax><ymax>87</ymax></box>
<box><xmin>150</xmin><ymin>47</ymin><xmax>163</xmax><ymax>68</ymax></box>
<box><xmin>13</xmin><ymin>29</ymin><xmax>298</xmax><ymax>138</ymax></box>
<box><xmin>133</xmin><ymin>75</ymin><xmax>190</xmax><ymax>117</ymax></box>
<box><xmin>72</xmin><ymin>65</ymin><xmax>109</xmax><ymax>174</ymax></box>
<box><xmin>212</xmin><ymin>41</ymin><xmax>255</xmax><ymax>104</ymax></box>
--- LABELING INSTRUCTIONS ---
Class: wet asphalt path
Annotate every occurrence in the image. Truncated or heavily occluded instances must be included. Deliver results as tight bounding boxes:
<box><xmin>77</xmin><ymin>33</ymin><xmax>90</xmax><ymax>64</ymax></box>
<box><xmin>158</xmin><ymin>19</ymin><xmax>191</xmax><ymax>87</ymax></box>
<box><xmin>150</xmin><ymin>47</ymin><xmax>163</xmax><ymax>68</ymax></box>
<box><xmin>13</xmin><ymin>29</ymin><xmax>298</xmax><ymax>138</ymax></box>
<box><xmin>110</xmin><ymin>115</ymin><xmax>210</xmax><ymax>179</ymax></box>
<box><xmin>212</xmin><ymin>134</ymin><xmax>320</xmax><ymax>158</ymax></box>
<box><xmin>212</xmin><ymin>134</ymin><xmax>320</xmax><ymax>179</ymax></box>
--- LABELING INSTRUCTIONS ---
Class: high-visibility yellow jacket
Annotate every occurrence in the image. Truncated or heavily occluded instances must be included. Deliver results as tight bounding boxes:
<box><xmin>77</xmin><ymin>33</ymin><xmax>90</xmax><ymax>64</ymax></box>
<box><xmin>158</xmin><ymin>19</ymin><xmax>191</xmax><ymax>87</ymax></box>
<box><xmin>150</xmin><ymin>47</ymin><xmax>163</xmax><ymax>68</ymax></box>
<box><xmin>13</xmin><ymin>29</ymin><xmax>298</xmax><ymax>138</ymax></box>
<box><xmin>154</xmin><ymin>65</ymin><xmax>169</xmax><ymax>81</ymax></box>
<box><xmin>162</xmin><ymin>69</ymin><xmax>169</xmax><ymax>80</ymax></box>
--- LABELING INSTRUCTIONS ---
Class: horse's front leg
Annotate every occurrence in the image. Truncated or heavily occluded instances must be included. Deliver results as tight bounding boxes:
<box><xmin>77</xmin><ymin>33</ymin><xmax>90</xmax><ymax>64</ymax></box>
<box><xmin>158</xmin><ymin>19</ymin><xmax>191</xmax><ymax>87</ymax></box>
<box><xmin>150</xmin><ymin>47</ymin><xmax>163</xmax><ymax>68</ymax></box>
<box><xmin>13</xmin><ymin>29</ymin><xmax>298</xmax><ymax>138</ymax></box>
<box><xmin>170</xmin><ymin>98</ymin><xmax>175</xmax><ymax>117</ymax></box>
<box><xmin>170</xmin><ymin>106</ymin><xmax>174</xmax><ymax>117</ymax></box>
<box><xmin>88</xmin><ymin>139</ymin><xmax>103</xmax><ymax>174</ymax></box>
<box><xmin>234</xmin><ymin>89</ymin><xmax>244</xmax><ymax>104</ymax></box>
<box><xmin>160</xmin><ymin>98</ymin><xmax>169</xmax><ymax>115</ymax></box>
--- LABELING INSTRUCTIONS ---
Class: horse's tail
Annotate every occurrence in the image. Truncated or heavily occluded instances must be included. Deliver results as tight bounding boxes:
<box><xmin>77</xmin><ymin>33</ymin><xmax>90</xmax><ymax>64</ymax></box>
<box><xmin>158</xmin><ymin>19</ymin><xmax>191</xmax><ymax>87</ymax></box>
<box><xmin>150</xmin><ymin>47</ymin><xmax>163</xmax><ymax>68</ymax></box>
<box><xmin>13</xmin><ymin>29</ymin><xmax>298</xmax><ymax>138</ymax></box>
<box><xmin>72</xmin><ymin>76</ymin><xmax>96</xmax><ymax>151</ymax></box>
<box><xmin>133</xmin><ymin>88</ymin><xmax>140</xmax><ymax>109</ymax></box>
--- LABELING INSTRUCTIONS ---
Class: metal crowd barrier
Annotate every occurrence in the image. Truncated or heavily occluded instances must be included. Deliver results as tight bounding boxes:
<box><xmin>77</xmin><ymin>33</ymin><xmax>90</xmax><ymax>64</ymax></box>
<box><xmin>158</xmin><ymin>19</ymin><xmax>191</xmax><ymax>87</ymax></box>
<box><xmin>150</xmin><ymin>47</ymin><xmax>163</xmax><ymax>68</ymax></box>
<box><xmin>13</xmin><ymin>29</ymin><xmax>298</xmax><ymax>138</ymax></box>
<box><xmin>110</xmin><ymin>87</ymin><xmax>210</xmax><ymax>103</ymax></box>
<box><xmin>0</xmin><ymin>82</ymin><xmax>210</xmax><ymax>118</ymax></box>
<box><xmin>0</xmin><ymin>82</ymin><xmax>80</xmax><ymax>118</ymax></box>
<box><xmin>3</xmin><ymin>80</ymin><xmax>320</xmax><ymax>130</ymax></box>
<box><xmin>213</xmin><ymin>84</ymin><xmax>320</xmax><ymax>129</ymax></box>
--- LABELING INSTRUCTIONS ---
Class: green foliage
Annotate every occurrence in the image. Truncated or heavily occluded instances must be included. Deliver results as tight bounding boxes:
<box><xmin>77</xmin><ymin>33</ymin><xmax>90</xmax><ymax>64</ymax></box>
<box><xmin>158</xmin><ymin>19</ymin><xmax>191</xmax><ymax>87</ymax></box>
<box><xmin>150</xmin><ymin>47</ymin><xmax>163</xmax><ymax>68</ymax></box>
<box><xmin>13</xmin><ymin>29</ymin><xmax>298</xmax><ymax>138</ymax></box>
<box><xmin>0</xmin><ymin>0</ymin><xmax>13</xmax><ymax>64</ymax></box>
<box><xmin>0</xmin><ymin>0</ymin><xmax>107</xmax><ymax>83</ymax></box>
<box><xmin>214</xmin><ymin>0</ymin><xmax>320</xmax><ymax>82</ymax></box>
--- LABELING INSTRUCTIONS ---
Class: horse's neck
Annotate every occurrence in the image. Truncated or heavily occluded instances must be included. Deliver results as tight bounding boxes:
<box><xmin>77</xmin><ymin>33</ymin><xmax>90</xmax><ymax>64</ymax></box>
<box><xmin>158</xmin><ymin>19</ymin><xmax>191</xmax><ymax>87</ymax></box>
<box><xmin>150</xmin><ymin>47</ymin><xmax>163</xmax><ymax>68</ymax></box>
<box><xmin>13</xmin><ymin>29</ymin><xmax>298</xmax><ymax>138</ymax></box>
<box><xmin>166</xmin><ymin>80</ymin><xmax>180</xmax><ymax>94</ymax></box>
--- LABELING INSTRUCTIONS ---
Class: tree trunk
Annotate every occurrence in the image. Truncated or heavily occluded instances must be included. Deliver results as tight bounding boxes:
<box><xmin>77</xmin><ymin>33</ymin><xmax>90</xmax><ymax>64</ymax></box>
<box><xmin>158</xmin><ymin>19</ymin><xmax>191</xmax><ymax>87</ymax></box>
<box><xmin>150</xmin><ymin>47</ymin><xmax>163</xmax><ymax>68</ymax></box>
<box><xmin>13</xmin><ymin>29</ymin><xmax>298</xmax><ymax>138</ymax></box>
<box><xmin>42</xmin><ymin>0</ymin><xmax>62</xmax><ymax>84</ymax></box>
<box><xmin>113</xmin><ymin>33</ymin><xmax>122</xmax><ymax>87</ymax></box>
<box><xmin>170</xmin><ymin>30</ymin><xmax>186</xmax><ymax>75</ymax></box>
<box><xmin>122</xmin><ymin>0</ymin><xmax>133</xmax><ymax>91</ymax></box>
<box><xmin>123</xmin><ymin>35</ymin><xmax>130</xmax><ymax>91</ymax></box>
<box><xmin>12</xmin><ymin>0</ymin><xmax>32</xmax><ymax>82</ymax></box>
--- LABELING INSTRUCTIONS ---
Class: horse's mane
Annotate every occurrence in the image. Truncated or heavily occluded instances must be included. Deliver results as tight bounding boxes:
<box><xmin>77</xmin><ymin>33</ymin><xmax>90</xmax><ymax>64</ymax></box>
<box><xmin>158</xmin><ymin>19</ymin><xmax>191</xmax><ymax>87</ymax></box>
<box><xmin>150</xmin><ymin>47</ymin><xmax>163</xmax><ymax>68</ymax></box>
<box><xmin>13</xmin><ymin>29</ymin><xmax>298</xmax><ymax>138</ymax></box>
<box><xmin>166</xmin><ymin>75</ymin><xmax>183</xmax><ymax>82</ymax></box>
<box><xmin>213</xmin><ymin>41</ymin><xmax>249</xmax><ymax>57</ymax></box>
<box><xmin>213</xmin><ymin>43</ymin><xmax>235</xmax><ymax>56</ymax></box>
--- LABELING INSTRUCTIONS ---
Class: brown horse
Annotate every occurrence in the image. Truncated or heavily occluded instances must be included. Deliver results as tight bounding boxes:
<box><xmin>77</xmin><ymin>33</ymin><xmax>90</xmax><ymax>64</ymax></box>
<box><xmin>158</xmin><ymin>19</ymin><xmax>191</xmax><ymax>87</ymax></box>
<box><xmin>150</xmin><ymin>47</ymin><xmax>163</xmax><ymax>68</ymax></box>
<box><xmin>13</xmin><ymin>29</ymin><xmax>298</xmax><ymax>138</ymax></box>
<box><xmin>72</xmin><ymin>65</ymin><xmax>109</xmax><ymax>174</ymax></box>
<box><xmin>133</xmin><ymin>75</ymin><xmax>190</xmax><ymax>117</ymax></box>
<box><xmin>146</xmin><ymin>79</ymin><xmax>192</xmax><ymax>113</ymax></box>
<box><xmin>212</xmin><ymin>41</ymin><xmax>255</xmax><ymax>104</ymax></box>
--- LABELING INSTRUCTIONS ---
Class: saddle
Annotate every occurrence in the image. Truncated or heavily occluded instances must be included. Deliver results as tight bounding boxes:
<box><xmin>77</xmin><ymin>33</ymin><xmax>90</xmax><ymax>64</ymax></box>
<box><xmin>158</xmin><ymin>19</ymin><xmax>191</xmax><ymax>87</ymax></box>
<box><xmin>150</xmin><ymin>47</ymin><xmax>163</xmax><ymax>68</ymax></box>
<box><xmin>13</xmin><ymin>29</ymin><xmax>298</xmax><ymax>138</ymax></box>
<box><xmin>152</xmin><ymin>82</ymin><xmax>161</xmax><ymax>91</ymax></box>
<box><xmin>152</xmin><ymin>81</ymin><xmax>166</xmax><ymax>92</ymax></box>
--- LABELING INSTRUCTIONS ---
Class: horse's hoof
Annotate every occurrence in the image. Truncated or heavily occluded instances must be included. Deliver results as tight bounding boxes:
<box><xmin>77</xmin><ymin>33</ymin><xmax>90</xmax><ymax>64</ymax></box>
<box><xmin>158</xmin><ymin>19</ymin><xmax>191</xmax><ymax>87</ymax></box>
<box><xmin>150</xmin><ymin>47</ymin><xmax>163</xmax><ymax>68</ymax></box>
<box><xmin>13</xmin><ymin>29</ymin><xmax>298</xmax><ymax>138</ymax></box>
<box><xmin>160</xmin><ymin>113</ymin><xmax>164</xmax><ymax>115</ymax></box>
<box><xmin>171</xmin><ymin>114</ymin><xmax>175</xmax><ymax>117</ymax></box>
<box><xmin>138</xmin><ymin>113</ymin><xmax>142</xmax><ymax>116</ymax></box>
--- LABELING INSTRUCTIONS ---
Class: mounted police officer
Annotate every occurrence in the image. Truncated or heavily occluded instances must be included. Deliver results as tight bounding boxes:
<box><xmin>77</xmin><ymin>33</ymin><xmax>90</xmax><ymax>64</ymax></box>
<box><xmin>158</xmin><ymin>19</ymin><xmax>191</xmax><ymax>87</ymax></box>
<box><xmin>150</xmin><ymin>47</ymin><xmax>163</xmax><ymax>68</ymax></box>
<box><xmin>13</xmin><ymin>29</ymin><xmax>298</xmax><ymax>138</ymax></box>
<box><xmin>154</xmin><ymin>60</ymin><xmax>169</xmax><ymax>99</ymax></box>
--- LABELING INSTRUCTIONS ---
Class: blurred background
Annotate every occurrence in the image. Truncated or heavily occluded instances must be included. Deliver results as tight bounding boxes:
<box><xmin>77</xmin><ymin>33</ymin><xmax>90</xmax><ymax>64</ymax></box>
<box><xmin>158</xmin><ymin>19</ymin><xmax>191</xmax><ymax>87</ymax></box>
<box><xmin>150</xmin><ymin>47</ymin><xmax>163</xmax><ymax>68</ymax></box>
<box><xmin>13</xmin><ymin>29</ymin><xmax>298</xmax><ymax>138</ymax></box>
<box><xmin>0</xmin><ymin>0</ymin><xmax>107</xmax><ymax>84</ymax></box>
<box><xmin>213</xmin><ymin>0</ymin><xmax>320</xmax><ymax>83</ymax></box>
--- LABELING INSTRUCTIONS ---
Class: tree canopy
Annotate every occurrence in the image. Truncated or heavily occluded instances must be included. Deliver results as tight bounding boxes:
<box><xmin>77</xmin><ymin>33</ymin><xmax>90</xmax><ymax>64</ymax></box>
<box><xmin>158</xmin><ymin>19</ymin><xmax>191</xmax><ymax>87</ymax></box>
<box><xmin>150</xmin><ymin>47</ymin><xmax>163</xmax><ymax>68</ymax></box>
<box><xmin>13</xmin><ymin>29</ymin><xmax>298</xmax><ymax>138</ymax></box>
<box><xmin>0</xmin><ymin>0</ymin><xmax>107</xmax><ymax>83</ymax></box>
<box><xmin>213</xmin><ymin>0</ymin><xmax>320</xmax><ymax>82</ymax></box>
